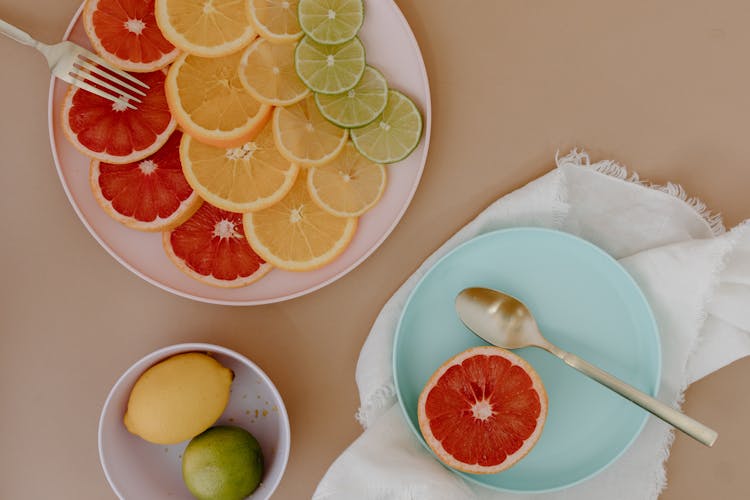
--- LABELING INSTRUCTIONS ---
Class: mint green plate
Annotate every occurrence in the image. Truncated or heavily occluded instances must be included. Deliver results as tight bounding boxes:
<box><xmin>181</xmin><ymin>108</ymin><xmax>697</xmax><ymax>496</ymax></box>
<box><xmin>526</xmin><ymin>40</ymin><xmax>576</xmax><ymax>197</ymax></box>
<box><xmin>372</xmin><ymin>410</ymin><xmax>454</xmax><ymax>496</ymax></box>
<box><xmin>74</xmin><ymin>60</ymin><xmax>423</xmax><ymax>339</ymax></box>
<box><xmin>393</xmin><ymin>228</ymin><xmax>661</xmax><ymax>493</ymax></box>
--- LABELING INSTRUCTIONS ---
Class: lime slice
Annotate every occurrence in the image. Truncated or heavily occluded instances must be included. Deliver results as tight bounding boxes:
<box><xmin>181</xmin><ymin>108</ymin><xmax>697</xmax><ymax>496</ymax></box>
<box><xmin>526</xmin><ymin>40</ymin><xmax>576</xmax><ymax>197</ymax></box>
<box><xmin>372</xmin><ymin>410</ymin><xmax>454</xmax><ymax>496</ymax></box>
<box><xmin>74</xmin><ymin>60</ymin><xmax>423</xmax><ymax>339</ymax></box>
<box><xmin>314</xmin><ymin>66</ymin><xmax>388</xmax><ymax>128</ymax></box>
<box><xmin>295</xmin><ymin>36</ymin><xmax>365</xmax><ymax>94</ymax></box>
<box><xmin>298</xmin><ymin>0</ymin><xmax>364</xmax><ymax>45</ymax></box>
<box><xmin>350</xmin><ymin>90</ymin><xmax>422</xmax><ymax>164</ymax></box>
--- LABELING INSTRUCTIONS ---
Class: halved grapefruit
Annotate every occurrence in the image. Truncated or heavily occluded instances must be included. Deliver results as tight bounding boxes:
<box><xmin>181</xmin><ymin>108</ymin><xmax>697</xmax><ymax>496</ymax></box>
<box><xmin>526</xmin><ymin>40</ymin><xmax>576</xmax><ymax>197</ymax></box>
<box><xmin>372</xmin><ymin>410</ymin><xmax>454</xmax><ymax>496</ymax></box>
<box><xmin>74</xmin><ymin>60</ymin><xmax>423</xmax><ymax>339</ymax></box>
<box><xmin>62</xmin><ymin>70</ymin><xmax>176</xmax><ymax>164</ymax></box>
<box><xmin>83</xmin><ymin>0</ymin><xmax>180</xmax><ymax>72</ymax></box>
<box><xmin>417</xmin><ymin>346</ymin><xmax>547</xmax><ymax>474</ymax></box>
<box><xmin>164</xmin><ymin>203</ymin><xmax>272</xmax><ymax>288</ymax></box>
<box><xmin>90</xmin><ymin>131</ymin><xmax>202</xmax><ymax>231</ymax></box>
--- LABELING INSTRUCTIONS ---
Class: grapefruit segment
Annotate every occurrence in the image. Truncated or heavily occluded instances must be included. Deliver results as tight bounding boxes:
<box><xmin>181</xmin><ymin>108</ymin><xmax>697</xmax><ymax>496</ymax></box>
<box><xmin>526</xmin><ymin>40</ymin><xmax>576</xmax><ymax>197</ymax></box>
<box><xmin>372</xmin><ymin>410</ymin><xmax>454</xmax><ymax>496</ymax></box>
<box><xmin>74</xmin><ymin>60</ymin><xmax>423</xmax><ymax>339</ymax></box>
<box><xmin>62</xmin><ymin>70</ymin><xmax>177</xmax><ymax>164</ymax></box>
<box><xmin>83</xmin><ymin>0</ymin><xmax>180</xmax><ymax>72</ymax></box>
<box><xmin>164</xmin><ymin>204</ymin><xmax>272</xmax><ymax>288</ymax></box>
<box><xmin>91</xmin><ymin>131</ymin><xmax>202</xmax><ymax>231</ymax></box>
<box><xmin>417</xmin><ymin>346</ymin><xmax>547</xmax><ymax>474</ymax></box>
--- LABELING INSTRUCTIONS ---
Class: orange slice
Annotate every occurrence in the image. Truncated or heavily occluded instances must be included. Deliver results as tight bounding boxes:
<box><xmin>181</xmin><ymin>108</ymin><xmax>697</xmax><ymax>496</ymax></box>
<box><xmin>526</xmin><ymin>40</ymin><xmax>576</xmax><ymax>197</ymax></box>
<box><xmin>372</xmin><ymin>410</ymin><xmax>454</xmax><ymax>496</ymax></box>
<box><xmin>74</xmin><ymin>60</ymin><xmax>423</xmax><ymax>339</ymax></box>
<box><xmin>180</xmin><ymin>123</ymin><xmax>299</xmax><ymax>212</ymax></box>
<box><xmin>307</xmin><ymin>141</ymin><xmax>386</xmax><ymax>217</ymax></box>
<box><xmin>154</xmin><ymin>0</ymin><xmax>256</xmax><ymax>58</ymax></box>
<box><xmin>248</xmin><ymin>0</ymin><xmax>303</xmax><ymax>43</ymax></box>
<box><xmin>165</xmin><ymin>51</ymin><xmax>273</xmax><ymax>148</ymax></box>
<box><xmin>239</xmin><ymin>38</ymin><xmax>310</xmax><ymax>106</ymax></box>
<box><xmin>243</xmin><ymin>171</ymin><xmax>357</xmax><ymax>271</ymax></box>
<box><xmin>272</xmin><ymin>95</ymin><xmax>347</xmax><ymax>166</ymax></box>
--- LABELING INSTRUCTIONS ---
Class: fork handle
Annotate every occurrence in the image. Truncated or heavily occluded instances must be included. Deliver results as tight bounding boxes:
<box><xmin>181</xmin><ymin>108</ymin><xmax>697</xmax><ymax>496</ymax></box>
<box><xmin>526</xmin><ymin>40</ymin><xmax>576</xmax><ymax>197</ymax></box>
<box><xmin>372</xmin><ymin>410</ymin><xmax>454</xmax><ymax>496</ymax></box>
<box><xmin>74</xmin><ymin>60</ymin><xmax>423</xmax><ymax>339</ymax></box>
<box><xmin>0</xmin><ymin>18</ymin><xmax>39</xmax><ymax>47</ymax></box>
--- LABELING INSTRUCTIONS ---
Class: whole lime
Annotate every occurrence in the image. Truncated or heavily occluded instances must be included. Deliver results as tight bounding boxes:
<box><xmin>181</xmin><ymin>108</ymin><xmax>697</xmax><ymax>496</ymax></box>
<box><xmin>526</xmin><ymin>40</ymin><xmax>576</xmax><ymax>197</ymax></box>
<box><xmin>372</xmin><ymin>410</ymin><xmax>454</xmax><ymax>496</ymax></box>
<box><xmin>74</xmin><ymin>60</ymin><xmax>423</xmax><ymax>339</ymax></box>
<box><xmin>182</xmin><ymin>426</ymin><xmax>264</xmax><ymax>500</ymax></box>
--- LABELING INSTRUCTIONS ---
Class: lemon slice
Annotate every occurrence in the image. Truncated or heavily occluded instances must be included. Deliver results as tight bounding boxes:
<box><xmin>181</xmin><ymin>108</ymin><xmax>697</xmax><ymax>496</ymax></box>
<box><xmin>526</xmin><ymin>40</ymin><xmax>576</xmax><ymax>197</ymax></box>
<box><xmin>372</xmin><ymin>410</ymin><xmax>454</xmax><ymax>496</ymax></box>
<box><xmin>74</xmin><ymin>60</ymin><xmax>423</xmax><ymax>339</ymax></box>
<box><xmin>166</xmin><ymin>51</ymin><xmax>273</xmax><ymax>148</ymax></box>
<box><xmin>248</xmin><ymin>0</ymin><xmax>303</xmax><ymax>43</ymax></box>
<box><xmin>155</xmin><ymin>0</ymin><xmax>256</xmax><ymax>57</ymax></box>
<box><xmin>350</xmin><ymin>90</ymin><xmax>423</xmax><ymax>164</ymax></box>
<box><xmin>272</xmin><ymin>95</ymin><xmax>348</xmax><ymax>166</ymax></box>
<box><xmin>298</xmin><ymin>0</ymin><xmax>364</xmax><ymax>45</ymax></box>
<box><xmin>295</xmin><ymin>36</ymin><xmax>365</xmax><ymax>94</ymax></box>
<box><xmin>244</xmin><ymin>171</ymin><xmax>357</xmax><ymax>271</ymax></box>
<box><xmin>315</xmin><ymin>66</ymin><xmax>388</xmax><ymax>128</ymax></box>
<box><xmin>239</xmin><ymin>38</ymin><xmax>310</xmax><ymax>106</ymax></box>
<box><xmin>180</xmin><ymin>124</ymin><xmax>299</xmax><ymax>212</ymax></box>
<box><xmin>308</xmin><ymin>141</ymin><xmax>386</xmax><ymax>217</ymax></box>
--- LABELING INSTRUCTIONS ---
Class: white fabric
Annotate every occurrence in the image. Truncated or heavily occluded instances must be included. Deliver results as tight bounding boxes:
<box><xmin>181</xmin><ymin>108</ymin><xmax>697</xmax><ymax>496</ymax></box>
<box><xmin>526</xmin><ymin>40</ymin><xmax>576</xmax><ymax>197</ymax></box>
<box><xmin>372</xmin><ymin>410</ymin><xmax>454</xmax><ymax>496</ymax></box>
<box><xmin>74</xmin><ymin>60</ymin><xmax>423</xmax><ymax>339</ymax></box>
<box><xmin>313</xmin><ymin>152</ymin><xmax>750</xmax><ymax>500</ymax></box>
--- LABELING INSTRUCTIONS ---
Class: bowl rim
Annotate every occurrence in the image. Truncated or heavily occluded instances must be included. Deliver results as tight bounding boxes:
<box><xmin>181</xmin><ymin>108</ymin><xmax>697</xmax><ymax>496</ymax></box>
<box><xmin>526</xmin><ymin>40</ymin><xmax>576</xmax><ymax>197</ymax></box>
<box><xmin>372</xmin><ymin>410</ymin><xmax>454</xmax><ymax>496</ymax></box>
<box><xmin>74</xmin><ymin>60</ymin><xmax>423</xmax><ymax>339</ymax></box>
<box><xmin>97</xmin><ymin>342</ymin><xmax>291</xmax><ymax>500</ymax></box>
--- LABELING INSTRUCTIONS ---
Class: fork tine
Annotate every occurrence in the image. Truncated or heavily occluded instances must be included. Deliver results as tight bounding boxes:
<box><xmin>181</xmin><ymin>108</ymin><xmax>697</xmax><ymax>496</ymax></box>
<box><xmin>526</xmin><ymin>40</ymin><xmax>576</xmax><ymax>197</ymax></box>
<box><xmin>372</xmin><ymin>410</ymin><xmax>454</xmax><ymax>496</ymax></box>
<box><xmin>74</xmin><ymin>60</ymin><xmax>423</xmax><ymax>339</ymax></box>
<box><xmin>75</xmin><ymin>60</ymin><xmax>147</xmax><ymax>97</ymax></box>
<box><xmin>70</xmin><ymin>67</ymin><xmax>143</xmax><ymax>104</ymax></box>
<box><xmin>68</xmin><ymin>74</ymin><xmax>138</xmax><ymax>111</ymax></box>
<box><xmin>78</xmin><ymin>52</ymin><xmax>150</xmax><ymax>89</ymax></box>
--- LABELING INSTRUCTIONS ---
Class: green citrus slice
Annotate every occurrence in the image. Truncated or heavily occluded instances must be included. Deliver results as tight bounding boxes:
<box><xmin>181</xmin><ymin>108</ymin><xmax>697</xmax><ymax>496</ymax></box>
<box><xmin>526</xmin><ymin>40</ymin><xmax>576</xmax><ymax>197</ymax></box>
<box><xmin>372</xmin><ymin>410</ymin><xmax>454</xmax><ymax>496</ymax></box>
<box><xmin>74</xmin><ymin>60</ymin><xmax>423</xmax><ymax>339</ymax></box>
<box><xmin>298</xmin><ymin>0</ymin><xmax>364</xmax><ymax>45</ymax></box>
<box><xmin>314</xmin><ymin>65</ymin><xmax>388</xmax><ymax>128</ymax></box>
<box><xmin>295</xmin><ymin>35</ymin><xmax>365</xmax><ymax>94</ymax></box>
<box><xmin>350</xmin><ymin>90</ymin><xmax>423</xmax><ymax>164</ymax></box>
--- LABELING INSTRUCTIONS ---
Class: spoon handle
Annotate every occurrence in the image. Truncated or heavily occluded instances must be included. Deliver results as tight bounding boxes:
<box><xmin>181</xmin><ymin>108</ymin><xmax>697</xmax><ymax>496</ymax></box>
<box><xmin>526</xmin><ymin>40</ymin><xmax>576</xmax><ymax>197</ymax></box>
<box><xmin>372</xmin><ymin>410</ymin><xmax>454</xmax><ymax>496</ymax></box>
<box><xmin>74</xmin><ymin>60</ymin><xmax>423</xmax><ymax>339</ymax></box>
<box><xmin>558</xmin><ymin>350</ymin><xmax>718</xmax><ymax>447</ymax></box>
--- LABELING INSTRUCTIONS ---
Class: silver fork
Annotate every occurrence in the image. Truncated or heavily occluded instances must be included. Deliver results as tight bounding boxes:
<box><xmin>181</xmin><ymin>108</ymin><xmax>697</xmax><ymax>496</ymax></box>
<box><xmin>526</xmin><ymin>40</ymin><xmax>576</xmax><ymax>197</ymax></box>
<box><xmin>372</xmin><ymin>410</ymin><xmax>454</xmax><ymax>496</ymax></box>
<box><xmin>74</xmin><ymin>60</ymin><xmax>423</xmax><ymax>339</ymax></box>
<box><xmin>0</xmin><ymin>17</ymin><xmax>148</xmax><ymax>110</ymax></box>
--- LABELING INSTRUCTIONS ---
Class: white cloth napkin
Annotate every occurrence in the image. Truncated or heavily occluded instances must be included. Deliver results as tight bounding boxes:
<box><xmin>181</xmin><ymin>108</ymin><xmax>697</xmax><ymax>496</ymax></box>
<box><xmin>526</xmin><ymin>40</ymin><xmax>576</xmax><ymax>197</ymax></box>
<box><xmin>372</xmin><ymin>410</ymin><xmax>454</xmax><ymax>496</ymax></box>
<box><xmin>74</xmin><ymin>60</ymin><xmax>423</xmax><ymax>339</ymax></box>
<box><xmin>313</xmin><ymin>151</ymin><xmax>750</xmax><ymax>500</ymax></box>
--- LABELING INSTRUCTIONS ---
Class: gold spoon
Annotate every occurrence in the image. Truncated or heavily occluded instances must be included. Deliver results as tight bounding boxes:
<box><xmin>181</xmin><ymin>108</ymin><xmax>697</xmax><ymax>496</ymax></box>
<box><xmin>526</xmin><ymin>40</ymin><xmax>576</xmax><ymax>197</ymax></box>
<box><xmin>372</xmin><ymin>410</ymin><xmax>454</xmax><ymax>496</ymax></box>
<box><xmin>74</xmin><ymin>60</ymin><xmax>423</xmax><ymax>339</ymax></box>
<box><xmin>455</xmin><ymin>287</ymin><xmax>718</xmax><ymax>447</ymax></box>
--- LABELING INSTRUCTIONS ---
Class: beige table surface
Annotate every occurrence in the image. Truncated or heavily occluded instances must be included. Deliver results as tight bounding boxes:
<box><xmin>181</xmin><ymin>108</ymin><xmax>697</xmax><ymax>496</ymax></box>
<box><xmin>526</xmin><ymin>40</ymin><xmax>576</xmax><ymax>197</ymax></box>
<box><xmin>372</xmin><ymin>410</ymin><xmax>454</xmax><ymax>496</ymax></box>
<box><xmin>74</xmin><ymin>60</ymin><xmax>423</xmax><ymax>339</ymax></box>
<box><xmin>1</xmin><ymin>0</ymin><xmax>749</xmax><ymax>498</ymax></box>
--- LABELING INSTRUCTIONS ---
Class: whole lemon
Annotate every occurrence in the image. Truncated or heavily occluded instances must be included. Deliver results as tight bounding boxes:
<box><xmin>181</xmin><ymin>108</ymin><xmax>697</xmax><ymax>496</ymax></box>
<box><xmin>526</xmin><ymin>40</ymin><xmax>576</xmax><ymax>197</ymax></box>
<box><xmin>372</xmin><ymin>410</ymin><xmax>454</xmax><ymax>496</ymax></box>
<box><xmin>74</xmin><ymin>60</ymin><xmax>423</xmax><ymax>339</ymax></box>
<box><xmin>124</xmin><ymin>352</ymin><xmax>233</xmax><ymax>444</ymax></box>
<box><xmin>182</xmin><ymin>426</ymin><xmax>264</xmax><ymax>500</ymax></box>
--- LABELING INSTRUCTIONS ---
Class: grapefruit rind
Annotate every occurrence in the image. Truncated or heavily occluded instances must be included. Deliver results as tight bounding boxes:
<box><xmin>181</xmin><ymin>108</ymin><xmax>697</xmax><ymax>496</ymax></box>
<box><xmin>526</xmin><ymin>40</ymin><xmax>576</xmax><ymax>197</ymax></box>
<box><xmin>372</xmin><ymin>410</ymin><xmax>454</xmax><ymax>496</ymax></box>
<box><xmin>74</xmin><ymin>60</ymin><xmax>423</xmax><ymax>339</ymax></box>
<box><xmin>62</xmin><ymin>86</ymin><xmax>178</xmax><ymax>165</ymax></box>
<box><xmin>162</xmin><ymin>231</ymin><xmax>273</xmax><ymax>288</ymax></box>
<box><xmin>83</xmin><ymin>0</ymin><xmax>180</xmax><ymax>72</ymax></box>
<box><xmin>165</xmin><ymin>52</ymin><xmax>274</xmax><ymax>149</ymax></box>
<box><xmin>417</xmin><ymin>346</ymin><xmax>548</xmax><ymax>475</ymax></box>
<box><xmin>90</xmin><ymin>159</ymin><xmax>203</xmax><ymax>231</ymax></box>
<box><xmin>162</xmin><ymin>231</ymin><xmax>273</xmax><ymax>289</ymax></box>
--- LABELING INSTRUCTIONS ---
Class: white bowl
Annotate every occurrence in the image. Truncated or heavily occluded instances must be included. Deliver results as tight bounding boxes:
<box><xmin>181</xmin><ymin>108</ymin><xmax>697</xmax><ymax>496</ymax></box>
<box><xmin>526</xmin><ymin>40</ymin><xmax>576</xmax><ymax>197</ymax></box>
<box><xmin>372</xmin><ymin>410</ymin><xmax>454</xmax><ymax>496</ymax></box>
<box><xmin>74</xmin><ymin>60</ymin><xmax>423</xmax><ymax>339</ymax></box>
<box><xmin>98</xmin><ymin>343</ymin><xmax>291</xmax><ymax>499</ymax></box>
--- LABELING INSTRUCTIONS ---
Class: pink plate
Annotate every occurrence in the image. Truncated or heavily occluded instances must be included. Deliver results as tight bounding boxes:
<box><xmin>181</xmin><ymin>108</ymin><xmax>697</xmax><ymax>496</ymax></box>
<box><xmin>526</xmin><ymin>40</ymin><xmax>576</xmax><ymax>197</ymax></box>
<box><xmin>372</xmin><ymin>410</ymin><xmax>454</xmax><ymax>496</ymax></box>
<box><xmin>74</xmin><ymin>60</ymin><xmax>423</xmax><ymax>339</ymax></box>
<box><xmin>48</xmin><ymin>1</ymin><xmax>431</xmax><ymax>305</ymax></box>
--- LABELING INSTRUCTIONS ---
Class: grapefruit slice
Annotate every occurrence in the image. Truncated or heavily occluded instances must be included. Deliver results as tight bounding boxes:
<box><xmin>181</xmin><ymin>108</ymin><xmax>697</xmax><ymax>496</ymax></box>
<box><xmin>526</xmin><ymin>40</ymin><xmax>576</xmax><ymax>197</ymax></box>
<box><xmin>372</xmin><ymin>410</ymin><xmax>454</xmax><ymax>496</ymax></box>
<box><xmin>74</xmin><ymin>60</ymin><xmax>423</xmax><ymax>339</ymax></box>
<box><xmin>90</xmin><ymin>131</ymin><xmax>202</xmax><ymax>231</ymax></box>
<box><xmin>62</xmin><ymin>70</ymin><xmax>177</xmax><ymax>164</ymax></box>
<box><xmin>164</xmin><ymin>203</ymin><xmax>272</xmax><ymax>288</ymax></box>
<box><xmin>417</xmin><ymin>346</ymin><xmax>547</xmax><ymax>474</ymax></box>
<box><xmin>83</xmin><ymin>0</ymin><xmax>180</xmax><ymax>72</ymax></box>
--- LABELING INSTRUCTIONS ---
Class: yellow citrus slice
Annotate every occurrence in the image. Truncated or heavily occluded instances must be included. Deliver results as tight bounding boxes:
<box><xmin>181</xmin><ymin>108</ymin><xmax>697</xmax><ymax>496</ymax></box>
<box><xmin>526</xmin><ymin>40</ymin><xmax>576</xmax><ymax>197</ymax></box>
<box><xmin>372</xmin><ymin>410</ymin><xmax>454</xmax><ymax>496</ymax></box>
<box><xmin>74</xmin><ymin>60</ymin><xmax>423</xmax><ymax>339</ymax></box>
<box><xmin>248</xmin><ymin>0</ymin><xmax>303</xmax><ymax>43</ymax></box>
<box><xmin>180</xmin><ymin>123</ymin><xmax>299</xmax><ymax>212</ymax></box>
<box><xmin>239</xmin><ymin>38</ymin><xmax>310</xmax><ymax>106</ymax></box>
<box><xmin>308</xmin><ymin>141</ymin><xmax>386</xmax><ymax>217</ymax></box>
<box><xmin>272</xmin><ymin>95</ymin><xmax>347</xmax><ymax>166</ymax></box>
<box><xmin>155</xmin><ymin>0</ymin><xmax>256</xmax><ymax>57</ymax></box>
<box><xmin>243</xmin><ymin>171</ymin><xmax>357</xmax><ymax>271</ymax></box>
<box><xmin>166</xmin><ymin>51</ymin><xmax>273</xmax><ymax>148</ymax></box>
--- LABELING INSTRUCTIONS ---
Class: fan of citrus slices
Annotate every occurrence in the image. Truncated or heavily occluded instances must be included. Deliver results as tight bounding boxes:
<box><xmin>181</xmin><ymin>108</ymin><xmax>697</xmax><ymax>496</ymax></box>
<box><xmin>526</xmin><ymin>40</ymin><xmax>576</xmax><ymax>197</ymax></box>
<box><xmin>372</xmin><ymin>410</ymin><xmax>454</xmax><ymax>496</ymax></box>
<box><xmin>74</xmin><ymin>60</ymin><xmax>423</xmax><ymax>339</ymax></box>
<box><xmin>62</xmin><ymin>0</ymin><xmax>423</xmax><ymax>288</ymax></box>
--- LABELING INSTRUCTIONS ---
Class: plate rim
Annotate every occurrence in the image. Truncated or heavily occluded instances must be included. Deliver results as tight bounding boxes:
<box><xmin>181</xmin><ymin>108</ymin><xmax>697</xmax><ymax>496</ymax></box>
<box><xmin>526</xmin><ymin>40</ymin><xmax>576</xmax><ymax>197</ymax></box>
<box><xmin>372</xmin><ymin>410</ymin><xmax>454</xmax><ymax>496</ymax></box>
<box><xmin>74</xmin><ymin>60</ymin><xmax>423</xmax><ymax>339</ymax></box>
<box><xmin>392</xmin><ymin>226</ymin><xmax>662</xmax><ymax>494</ymax></box>
<box><xmin>47</xmin><ymin>0</ymin><xmax>432</xmax><ymax>306</ymax></box>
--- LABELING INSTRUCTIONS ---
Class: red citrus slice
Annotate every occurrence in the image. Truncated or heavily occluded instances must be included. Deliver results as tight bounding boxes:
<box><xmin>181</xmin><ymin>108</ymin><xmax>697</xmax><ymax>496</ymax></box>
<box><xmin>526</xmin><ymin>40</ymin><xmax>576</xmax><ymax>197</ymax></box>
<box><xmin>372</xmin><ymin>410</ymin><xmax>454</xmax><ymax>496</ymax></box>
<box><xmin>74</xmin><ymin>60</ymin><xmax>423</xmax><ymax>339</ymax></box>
<box><xmin>62</xmin><ymin>70</ymin><xmax>177</xmax><ymax>164</ymax></box>
<box><xmin>90</xmin><ymin>131</ymin><xmax>202</xmax><ymax>231</ymax></box>
<box><xmin>417</xmin><ymin>346</ymin><xmax>547</xmax><ymax>474</ymax></box>
<box><xmin>163</xmin><ymin>204</ymin><xmax>272</xmax><ymax>288</ymax></box>
<box><xmin>83</xmin><ymin>0</ymin><xmax>180</xmax><ymax>72</ymax></box>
